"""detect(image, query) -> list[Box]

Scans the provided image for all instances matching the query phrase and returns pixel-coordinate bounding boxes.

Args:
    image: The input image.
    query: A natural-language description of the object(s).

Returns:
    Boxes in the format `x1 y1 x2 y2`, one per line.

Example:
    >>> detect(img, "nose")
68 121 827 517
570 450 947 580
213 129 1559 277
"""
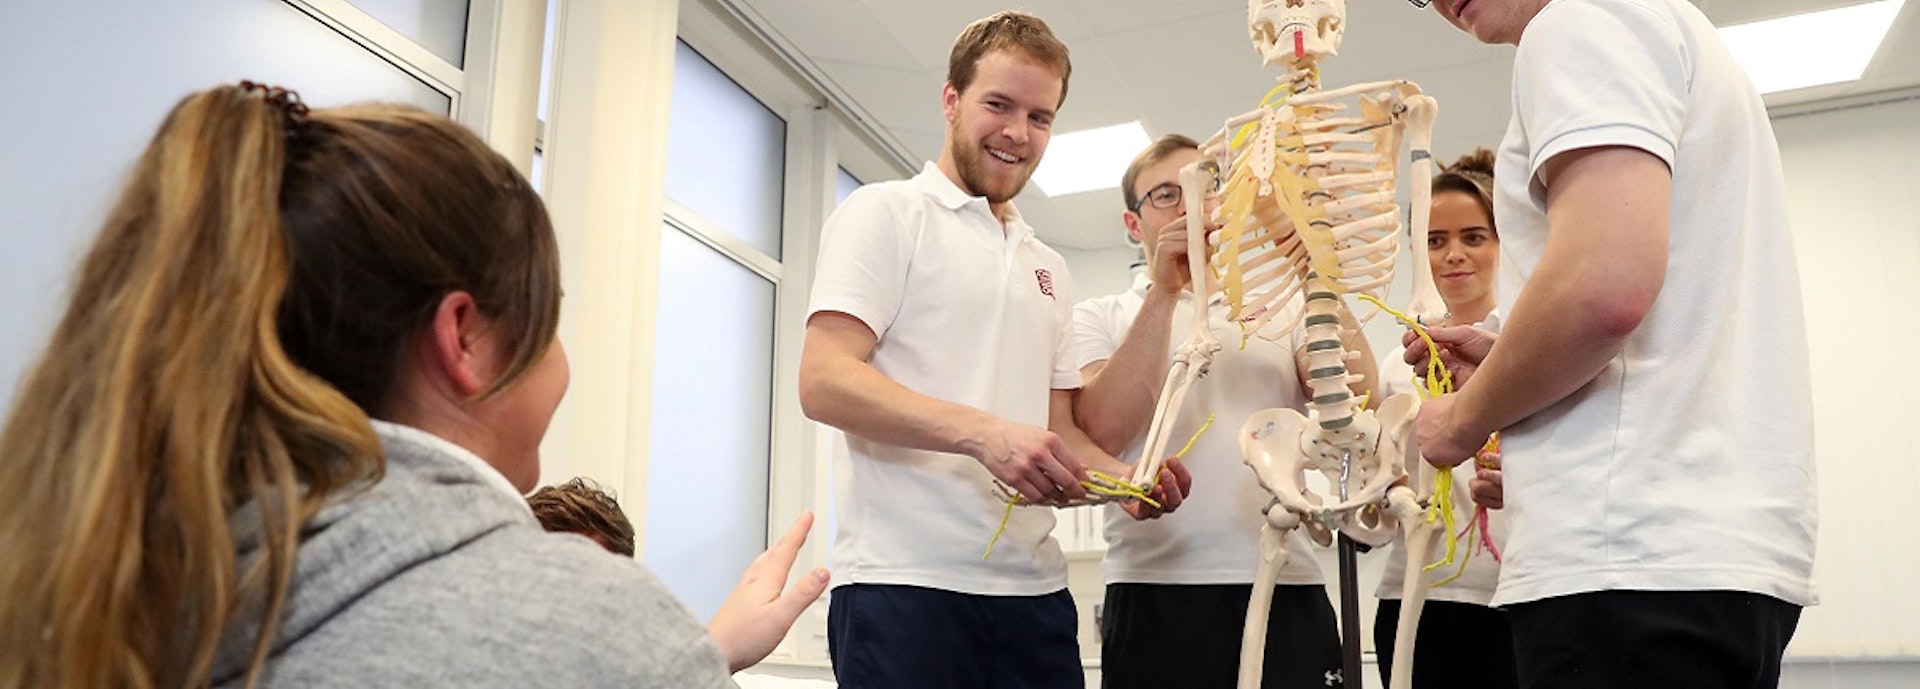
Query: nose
1002 119 1030 146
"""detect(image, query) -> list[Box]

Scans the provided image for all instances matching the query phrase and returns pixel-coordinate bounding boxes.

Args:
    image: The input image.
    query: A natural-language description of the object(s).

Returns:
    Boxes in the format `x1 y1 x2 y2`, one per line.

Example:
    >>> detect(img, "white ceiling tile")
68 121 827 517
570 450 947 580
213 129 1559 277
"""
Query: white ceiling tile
741 0 1918 249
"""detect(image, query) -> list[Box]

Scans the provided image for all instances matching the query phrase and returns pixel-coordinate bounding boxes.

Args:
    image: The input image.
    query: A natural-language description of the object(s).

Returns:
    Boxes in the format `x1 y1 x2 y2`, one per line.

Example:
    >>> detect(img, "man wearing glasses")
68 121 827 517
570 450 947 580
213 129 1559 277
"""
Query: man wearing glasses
1070 133 1371 688
1406 0 1816 687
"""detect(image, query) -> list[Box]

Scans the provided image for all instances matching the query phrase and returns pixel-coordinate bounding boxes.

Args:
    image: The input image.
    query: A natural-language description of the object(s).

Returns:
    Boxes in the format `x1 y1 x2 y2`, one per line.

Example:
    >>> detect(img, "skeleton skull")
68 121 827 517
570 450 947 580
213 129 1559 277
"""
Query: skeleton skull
1248 0 1347 67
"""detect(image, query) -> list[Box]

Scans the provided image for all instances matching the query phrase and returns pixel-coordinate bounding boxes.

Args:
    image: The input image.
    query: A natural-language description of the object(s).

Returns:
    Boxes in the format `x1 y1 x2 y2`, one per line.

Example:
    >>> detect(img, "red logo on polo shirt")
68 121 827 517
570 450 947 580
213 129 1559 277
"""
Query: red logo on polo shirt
1034 268 1055 299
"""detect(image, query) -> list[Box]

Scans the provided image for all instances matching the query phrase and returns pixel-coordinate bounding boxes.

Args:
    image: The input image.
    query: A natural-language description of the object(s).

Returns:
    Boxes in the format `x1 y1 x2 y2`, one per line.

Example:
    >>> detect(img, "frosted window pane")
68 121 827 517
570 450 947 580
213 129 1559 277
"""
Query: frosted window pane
836 167 863 206
530 149 546 196
665 40 786 261
346 0 469 67
0 0 450 410
537 0 557 121
644 226 774 620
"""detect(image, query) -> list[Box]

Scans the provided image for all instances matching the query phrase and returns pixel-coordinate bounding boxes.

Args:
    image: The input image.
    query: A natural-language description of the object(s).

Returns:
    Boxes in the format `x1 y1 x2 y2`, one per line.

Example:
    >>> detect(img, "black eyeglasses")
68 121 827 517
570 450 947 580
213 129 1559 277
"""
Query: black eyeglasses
1130 164 1224 213
1130 183 1184 212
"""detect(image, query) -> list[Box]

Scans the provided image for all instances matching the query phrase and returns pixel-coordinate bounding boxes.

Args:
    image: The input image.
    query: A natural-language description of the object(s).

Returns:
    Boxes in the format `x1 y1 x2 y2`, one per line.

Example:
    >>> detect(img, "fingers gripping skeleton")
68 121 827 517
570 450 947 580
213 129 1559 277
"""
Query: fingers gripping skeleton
1120 2 1451 688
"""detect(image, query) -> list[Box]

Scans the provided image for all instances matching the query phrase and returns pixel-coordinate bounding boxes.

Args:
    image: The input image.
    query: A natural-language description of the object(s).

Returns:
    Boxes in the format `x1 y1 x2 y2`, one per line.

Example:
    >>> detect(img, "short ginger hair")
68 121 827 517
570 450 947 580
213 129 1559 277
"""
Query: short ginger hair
947 11 1072 107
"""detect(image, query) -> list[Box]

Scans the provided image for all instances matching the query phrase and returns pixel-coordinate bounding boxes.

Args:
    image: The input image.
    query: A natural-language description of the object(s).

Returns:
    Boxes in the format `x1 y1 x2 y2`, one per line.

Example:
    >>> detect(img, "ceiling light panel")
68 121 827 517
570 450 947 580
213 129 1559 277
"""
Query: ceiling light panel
1718 0 1905 94
1030 122 1153 197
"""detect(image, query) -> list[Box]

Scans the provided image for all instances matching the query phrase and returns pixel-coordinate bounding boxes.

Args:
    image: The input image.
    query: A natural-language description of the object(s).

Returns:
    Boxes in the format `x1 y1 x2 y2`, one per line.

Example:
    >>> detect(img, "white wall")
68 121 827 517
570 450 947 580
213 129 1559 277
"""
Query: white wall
1057 245 1144 303
1771 93 1920 664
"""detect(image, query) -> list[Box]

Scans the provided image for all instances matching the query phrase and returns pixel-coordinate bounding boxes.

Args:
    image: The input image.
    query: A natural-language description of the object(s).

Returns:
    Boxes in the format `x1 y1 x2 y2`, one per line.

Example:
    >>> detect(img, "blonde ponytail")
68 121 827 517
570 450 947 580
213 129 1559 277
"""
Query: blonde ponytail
0 85 380 689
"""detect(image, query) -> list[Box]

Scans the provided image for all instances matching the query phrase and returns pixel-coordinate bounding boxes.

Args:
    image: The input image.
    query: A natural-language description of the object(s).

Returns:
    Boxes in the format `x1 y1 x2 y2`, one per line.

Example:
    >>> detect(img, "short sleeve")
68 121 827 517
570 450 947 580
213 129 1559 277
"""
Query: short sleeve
1070 296 1121 372
1514 0 1688 182
807 186 911 338
1049 263 1084 390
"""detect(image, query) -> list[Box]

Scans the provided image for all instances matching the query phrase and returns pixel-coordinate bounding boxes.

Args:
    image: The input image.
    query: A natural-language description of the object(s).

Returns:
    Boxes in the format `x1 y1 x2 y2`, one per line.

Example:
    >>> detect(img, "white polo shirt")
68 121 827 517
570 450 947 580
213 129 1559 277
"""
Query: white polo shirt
1490 0 1816 607
1374 316 1503 606
809 162 1082 595
1072 274 1323 586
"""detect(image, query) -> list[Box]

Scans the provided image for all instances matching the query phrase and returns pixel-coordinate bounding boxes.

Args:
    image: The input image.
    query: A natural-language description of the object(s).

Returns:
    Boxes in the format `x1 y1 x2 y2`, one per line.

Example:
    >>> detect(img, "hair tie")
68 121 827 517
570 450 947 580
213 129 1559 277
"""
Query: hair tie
238 80 311 139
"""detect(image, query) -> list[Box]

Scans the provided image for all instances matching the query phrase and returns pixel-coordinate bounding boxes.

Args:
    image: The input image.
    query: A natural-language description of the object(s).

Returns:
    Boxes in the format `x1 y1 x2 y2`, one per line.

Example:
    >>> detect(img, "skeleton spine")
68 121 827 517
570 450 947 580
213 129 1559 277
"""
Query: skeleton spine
1301 271 1358 434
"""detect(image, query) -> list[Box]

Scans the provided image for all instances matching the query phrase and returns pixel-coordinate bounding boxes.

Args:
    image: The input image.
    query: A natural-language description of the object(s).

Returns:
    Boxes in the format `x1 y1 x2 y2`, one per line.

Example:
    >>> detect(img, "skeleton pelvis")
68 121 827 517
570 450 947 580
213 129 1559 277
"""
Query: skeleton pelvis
1238 391 1421 548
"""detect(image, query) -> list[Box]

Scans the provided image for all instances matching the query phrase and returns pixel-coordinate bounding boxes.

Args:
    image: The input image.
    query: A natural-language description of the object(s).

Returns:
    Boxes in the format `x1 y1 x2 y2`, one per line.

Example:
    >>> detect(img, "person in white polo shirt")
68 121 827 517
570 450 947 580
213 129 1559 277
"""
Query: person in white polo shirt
798 12 1189 689
1410 1 1817 687
1371 148 1516 689
1070 133 1370 689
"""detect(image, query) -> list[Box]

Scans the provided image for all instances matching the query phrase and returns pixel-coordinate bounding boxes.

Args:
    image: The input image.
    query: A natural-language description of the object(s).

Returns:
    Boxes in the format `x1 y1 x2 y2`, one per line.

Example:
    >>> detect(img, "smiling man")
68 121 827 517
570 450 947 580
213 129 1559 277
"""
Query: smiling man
799 11 1184 689
1407 1 1817 688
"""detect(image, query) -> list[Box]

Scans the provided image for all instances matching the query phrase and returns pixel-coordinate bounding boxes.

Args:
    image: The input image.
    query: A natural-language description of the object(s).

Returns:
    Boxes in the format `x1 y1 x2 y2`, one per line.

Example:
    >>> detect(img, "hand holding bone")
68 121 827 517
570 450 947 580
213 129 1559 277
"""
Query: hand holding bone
1121 456 1192 520
1147 215 1194 296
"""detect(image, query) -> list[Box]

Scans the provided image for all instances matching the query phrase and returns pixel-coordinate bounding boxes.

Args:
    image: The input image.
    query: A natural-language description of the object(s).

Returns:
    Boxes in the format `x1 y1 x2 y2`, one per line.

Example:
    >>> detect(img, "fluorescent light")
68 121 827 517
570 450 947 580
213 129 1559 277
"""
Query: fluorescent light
1030 122 1152 197
1718 0 1904 94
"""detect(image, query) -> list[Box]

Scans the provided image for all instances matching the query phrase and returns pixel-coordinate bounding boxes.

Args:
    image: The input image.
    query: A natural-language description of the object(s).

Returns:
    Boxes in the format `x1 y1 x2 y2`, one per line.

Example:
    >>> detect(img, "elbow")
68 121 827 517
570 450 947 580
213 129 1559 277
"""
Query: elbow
1071 399 1130 456
1583 285 1658 341
1086 425 1131 457
797 367 830 423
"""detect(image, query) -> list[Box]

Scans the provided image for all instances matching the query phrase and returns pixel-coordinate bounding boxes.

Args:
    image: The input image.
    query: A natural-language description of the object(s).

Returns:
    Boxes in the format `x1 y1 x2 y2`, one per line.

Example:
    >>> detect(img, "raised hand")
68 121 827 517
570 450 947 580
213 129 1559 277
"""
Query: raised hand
707 512 832 672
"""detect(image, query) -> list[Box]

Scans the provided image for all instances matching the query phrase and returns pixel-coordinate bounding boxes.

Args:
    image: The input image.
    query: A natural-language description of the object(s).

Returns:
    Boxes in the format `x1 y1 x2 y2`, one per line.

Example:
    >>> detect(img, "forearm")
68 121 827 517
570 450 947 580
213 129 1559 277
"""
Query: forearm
1053 391 1133 479
1074 288 1180 453
799 355 1000 459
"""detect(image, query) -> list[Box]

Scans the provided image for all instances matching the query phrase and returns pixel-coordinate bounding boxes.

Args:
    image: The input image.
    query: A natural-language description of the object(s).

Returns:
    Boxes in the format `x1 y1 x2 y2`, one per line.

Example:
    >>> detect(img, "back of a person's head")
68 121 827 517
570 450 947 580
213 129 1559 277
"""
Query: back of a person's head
0 83 560 689
528 478 638 557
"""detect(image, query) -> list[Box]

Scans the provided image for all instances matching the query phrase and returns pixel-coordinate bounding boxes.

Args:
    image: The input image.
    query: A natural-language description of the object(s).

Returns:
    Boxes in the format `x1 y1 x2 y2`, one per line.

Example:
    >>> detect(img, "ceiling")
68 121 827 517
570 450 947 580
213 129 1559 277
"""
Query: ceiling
738 0 1920 250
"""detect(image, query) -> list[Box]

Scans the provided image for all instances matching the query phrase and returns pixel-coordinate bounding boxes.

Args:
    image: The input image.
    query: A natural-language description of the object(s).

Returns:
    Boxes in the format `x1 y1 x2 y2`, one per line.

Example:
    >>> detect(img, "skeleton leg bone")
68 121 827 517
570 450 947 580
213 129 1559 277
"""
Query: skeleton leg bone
1237 505 1299 689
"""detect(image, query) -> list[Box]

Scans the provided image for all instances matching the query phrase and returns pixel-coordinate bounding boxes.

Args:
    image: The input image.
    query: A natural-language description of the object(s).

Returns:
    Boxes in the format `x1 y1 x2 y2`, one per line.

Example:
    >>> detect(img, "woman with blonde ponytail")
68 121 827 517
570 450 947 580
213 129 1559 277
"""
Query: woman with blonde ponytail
0 83 826 689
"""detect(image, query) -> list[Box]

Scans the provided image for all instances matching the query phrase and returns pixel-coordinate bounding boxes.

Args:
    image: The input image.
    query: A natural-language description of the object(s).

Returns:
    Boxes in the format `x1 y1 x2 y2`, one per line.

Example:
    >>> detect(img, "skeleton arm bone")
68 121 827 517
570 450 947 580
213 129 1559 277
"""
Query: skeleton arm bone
1054 389 1189 518
1400 94 1446 324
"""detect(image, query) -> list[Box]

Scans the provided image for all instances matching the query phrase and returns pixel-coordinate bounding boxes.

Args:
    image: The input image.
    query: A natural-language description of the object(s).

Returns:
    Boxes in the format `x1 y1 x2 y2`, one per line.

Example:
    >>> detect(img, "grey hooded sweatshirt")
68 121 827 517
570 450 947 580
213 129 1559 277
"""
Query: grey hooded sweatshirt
210 422 734 688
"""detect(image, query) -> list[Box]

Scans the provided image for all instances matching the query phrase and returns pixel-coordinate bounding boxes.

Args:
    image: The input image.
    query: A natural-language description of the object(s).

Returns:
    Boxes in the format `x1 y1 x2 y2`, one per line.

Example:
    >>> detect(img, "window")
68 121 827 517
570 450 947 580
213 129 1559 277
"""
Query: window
642 38 789 620
0 0 464 408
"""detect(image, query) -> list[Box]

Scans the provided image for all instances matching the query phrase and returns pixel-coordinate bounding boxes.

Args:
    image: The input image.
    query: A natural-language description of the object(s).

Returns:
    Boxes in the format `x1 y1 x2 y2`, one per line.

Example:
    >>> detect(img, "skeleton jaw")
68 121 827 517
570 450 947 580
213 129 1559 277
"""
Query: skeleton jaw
1248 0 1347 68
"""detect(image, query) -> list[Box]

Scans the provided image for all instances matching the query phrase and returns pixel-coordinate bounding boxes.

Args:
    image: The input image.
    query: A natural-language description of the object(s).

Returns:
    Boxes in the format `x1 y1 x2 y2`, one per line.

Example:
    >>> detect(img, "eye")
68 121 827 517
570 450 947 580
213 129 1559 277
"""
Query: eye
984 99 1007 112
1030 112 1053 128
1152 186 1180 204
1427 235 1446 250
1462 230 1492 246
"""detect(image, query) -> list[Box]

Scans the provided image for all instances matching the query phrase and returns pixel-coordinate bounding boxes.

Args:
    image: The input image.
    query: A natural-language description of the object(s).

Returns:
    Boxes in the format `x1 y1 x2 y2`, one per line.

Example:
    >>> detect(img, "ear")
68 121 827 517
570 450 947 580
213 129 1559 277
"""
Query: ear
1122 210 1147 246
941 82 960 123
424 291 491 398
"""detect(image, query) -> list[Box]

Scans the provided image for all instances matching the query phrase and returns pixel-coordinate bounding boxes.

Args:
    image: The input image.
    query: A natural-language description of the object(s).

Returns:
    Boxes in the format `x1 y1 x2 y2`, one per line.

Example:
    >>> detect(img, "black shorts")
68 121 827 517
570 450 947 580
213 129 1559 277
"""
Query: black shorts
1100 583 1344 689
828 583 1083 689
1373 598 1519 689
1507 590 1802 689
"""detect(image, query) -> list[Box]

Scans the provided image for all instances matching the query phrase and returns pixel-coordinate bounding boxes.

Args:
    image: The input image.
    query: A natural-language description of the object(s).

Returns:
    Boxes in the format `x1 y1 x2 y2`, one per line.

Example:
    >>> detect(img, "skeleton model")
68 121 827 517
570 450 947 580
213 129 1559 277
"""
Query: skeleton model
1121 2 1448 688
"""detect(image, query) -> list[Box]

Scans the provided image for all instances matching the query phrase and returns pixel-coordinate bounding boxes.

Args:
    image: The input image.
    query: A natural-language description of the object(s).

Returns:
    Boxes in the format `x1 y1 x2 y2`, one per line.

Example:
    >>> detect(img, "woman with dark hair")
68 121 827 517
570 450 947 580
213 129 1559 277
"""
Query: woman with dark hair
1373 148 1518 689
0 83 824 689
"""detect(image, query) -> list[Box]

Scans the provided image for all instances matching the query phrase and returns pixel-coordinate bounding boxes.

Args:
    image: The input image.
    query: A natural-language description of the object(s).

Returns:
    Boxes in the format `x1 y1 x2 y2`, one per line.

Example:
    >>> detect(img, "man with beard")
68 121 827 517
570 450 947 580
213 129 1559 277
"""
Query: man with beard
800 11 1189 689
